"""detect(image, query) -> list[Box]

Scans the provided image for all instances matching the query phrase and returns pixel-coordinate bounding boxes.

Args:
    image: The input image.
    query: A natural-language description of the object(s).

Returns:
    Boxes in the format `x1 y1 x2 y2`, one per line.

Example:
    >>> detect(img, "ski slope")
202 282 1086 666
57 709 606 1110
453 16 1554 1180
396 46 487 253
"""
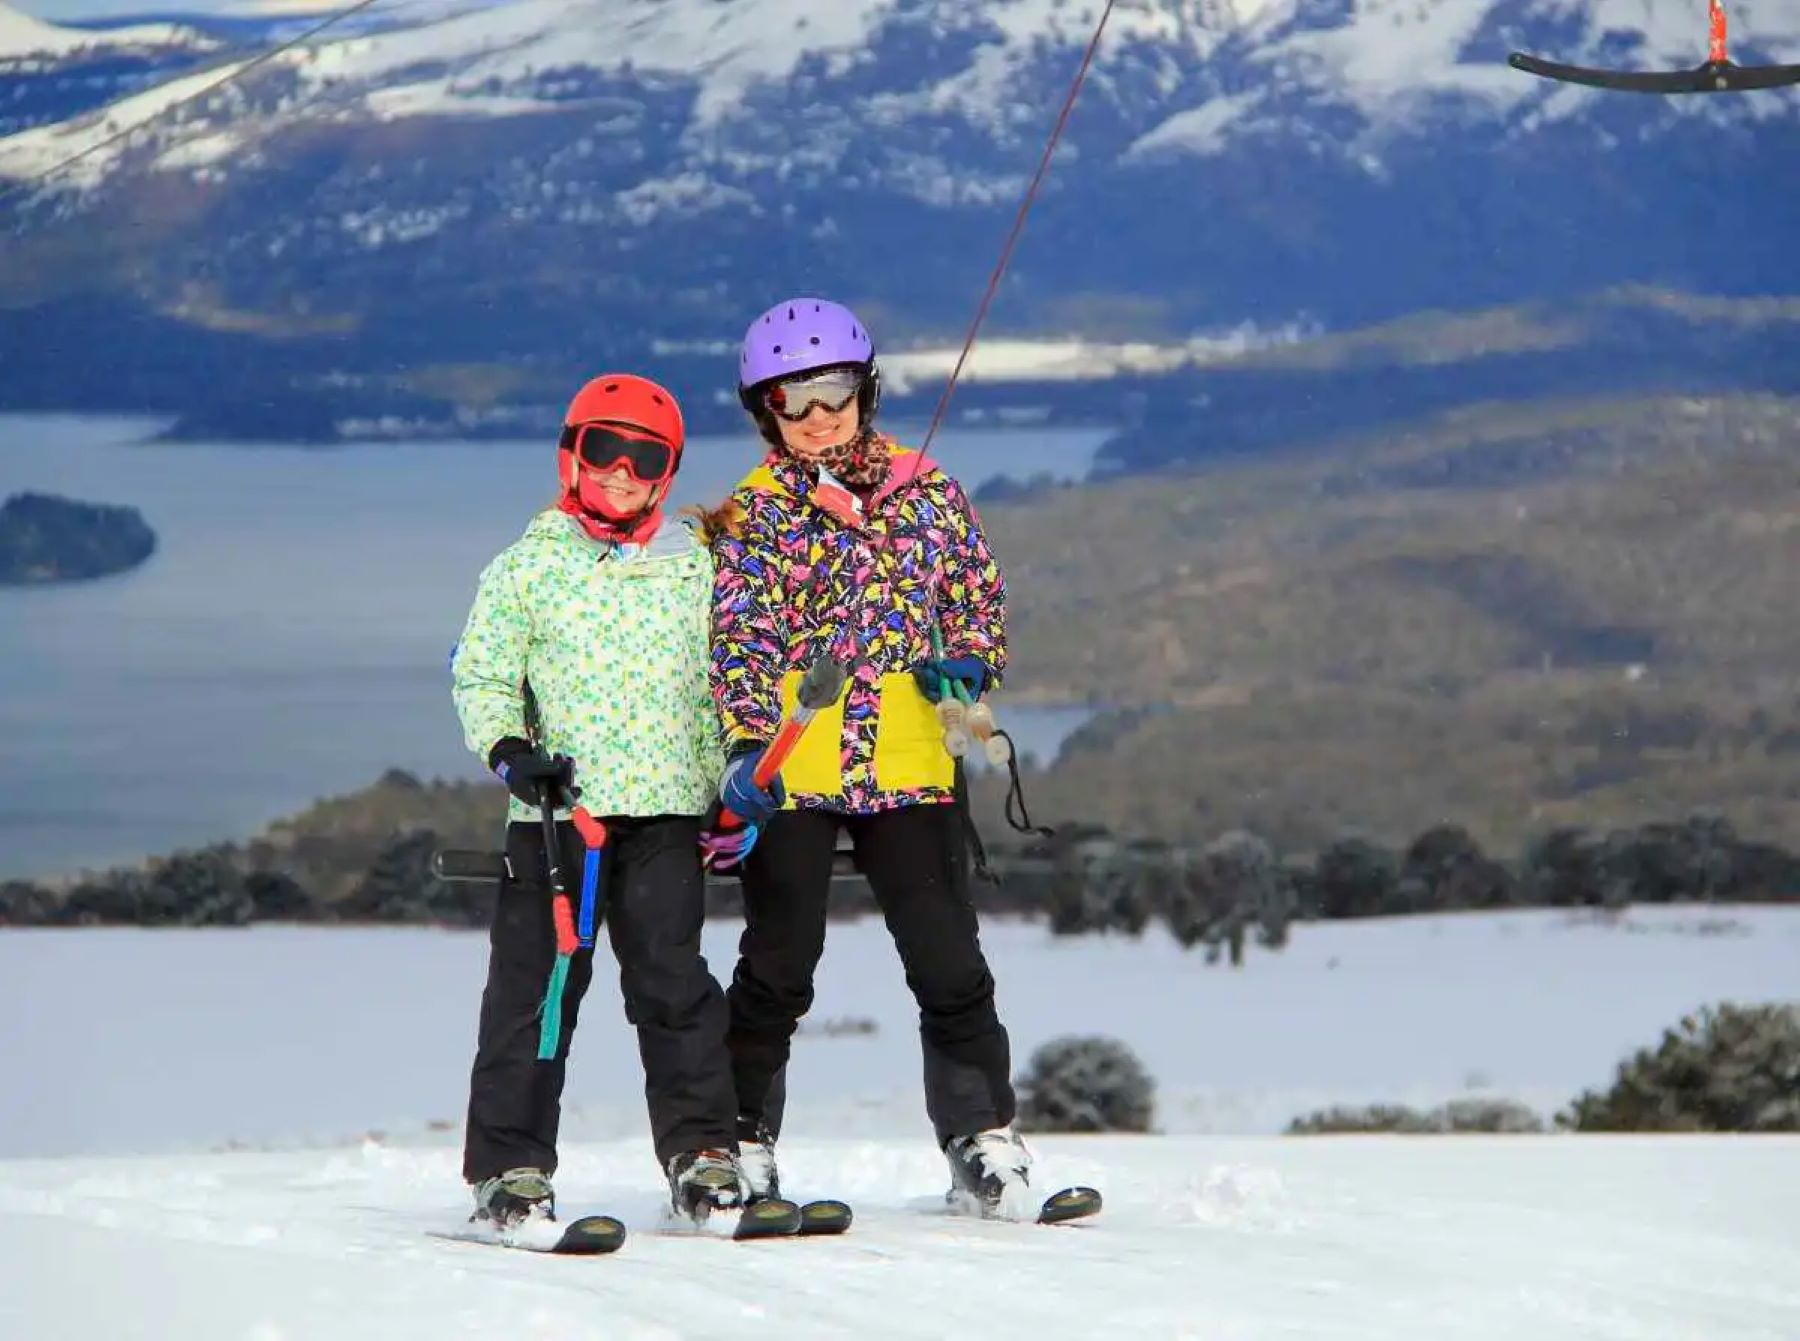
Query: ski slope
3 906 1797 1337
6 1133 1797 1339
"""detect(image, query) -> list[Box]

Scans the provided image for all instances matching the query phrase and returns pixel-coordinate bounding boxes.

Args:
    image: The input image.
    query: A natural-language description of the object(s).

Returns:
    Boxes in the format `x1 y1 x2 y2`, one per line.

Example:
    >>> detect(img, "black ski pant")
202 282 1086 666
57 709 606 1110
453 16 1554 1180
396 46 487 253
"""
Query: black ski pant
462 815 735 1183
727 801 1015 1148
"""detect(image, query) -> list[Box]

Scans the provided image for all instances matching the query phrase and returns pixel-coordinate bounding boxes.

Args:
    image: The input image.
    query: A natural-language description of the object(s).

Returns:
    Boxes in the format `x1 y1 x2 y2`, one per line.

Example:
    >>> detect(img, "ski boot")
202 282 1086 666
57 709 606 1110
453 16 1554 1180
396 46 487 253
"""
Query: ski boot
735 1118 781 1205
666 1148 745 1223
942 1127 1036 1220
471 1167 555 1229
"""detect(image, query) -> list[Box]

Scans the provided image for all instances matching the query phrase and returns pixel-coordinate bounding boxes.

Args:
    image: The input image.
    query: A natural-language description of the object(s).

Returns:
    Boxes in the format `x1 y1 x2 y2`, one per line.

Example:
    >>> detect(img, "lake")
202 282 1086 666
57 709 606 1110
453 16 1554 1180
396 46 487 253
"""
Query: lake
0 414 1104 879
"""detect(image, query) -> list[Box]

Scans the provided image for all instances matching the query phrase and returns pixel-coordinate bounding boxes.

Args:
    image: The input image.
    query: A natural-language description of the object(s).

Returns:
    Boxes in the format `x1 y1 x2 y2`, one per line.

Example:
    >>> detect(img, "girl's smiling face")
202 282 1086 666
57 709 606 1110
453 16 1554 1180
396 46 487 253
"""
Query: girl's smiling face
775 396 861 464
582 459 656 514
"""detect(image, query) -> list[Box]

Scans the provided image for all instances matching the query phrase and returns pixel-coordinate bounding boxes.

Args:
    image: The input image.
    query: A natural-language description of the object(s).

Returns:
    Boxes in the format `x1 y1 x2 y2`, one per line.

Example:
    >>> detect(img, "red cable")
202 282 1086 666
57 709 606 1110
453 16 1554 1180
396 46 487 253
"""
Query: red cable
841 0 1120 668
915 0 1122 466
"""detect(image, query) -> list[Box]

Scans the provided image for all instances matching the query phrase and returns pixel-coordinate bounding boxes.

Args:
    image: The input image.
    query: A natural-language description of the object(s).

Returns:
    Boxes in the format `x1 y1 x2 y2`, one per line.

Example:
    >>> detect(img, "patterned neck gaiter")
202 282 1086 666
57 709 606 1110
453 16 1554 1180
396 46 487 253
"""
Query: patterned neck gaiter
800 429 892 493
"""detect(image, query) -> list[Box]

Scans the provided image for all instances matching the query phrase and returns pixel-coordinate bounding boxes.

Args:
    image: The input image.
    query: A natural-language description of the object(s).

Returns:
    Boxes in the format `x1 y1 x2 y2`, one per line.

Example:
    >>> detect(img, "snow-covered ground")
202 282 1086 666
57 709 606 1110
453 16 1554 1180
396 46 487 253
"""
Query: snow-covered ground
7 1133 1797 1340
4 906 1796 1338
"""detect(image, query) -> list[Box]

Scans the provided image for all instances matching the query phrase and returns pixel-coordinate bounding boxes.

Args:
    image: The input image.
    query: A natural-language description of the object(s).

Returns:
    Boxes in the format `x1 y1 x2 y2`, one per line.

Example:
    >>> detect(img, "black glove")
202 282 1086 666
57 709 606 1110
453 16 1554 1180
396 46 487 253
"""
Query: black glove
487 737 577 808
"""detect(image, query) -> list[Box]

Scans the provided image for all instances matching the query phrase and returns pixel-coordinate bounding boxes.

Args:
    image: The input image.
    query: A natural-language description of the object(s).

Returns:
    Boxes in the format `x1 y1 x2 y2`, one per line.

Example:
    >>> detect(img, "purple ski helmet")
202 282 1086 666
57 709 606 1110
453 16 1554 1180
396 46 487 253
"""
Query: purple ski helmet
739 297 873 388
737 297 883 443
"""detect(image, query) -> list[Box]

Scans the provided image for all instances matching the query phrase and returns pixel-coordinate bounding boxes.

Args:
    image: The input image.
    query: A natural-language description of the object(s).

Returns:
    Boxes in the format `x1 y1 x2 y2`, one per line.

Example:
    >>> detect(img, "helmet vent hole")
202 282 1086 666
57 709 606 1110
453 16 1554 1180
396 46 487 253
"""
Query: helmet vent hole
772 344 783 353
809 335 821 345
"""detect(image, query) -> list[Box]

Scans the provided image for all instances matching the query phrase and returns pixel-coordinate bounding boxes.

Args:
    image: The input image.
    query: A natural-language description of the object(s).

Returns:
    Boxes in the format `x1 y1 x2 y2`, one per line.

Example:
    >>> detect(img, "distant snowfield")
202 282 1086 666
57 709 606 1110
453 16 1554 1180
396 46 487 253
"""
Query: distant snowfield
878 323 1313 394
4 906 1798 1339
5 905 1798 1159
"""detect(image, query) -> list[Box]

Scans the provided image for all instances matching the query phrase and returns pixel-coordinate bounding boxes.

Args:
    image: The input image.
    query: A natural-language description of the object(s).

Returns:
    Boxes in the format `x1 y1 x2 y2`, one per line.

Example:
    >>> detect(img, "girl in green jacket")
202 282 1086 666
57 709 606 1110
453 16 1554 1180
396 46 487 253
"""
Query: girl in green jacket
449 373 781 1232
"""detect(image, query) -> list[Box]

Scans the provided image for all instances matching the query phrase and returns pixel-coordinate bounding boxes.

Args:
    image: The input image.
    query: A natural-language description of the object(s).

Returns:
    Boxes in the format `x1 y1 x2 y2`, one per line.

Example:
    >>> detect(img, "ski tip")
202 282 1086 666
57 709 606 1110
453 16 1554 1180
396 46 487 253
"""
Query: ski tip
555 1214 628 1254
1037 1185 1103 1225
432 1210 627 1255
733 1197 804 1240
798 1198 854 1236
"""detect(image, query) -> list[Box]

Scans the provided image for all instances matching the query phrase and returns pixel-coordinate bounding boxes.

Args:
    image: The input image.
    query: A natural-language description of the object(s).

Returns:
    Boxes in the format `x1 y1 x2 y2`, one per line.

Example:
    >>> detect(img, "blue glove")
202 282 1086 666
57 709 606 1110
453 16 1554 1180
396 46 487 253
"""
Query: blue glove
914 656 991 705
719 744 786 824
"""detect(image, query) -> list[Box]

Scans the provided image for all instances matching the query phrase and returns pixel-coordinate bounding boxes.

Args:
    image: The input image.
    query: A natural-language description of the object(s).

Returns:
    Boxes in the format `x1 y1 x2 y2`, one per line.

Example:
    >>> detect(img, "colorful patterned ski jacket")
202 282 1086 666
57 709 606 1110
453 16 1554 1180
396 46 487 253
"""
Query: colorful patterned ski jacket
709 441 1007 813
452 509 723 824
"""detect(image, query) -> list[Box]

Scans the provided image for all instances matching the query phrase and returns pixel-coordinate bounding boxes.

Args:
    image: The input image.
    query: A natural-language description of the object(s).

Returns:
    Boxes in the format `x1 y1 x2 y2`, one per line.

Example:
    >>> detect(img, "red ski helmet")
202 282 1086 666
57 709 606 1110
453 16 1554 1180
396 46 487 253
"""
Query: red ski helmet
556 374 685 495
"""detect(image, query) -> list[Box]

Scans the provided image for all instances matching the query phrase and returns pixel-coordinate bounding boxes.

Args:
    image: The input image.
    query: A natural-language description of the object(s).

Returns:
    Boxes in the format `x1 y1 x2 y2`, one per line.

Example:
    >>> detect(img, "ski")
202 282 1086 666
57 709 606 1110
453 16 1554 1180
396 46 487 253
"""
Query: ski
432 1211 627 1255
941 1183 1103 1227
1036 1185 1102 1225
657 1196 805 1241
797 1198 854 1236
734 1197 805 1240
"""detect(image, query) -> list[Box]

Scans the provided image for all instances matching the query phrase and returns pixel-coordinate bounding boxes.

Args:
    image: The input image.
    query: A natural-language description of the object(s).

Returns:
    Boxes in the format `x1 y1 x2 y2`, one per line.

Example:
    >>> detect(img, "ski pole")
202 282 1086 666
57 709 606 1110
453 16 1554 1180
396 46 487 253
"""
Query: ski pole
535 782 608 1061
520 678 610 1060
706 655 849 862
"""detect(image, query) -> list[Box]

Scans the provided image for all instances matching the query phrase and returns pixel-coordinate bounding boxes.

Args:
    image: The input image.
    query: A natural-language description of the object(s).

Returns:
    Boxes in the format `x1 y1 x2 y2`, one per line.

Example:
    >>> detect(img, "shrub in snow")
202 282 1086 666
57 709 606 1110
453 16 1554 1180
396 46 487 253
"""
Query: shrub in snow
1016 1036 1155 1134
1046 828 1151 936
244 870 321 923
1612 815 1739 903
1519 820 1739 910
1398 824 1518 911
1520 827 1616 908
1311 836 1400 918
1560 1002 1800 1133
1165 830 1296 964
1286 1099 1544 1135
1434 1098 1547 1133
0 879 56 926
340 828 491 927
58 846 253 926
139 849 255 926
1286 1104 1441 1134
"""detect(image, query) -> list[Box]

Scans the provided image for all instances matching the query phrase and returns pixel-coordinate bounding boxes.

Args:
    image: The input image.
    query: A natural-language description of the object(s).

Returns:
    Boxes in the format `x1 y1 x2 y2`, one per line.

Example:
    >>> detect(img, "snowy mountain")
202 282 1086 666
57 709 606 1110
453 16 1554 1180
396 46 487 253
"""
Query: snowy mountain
1 0 1797 434
0 0 209 60
0 1 221 139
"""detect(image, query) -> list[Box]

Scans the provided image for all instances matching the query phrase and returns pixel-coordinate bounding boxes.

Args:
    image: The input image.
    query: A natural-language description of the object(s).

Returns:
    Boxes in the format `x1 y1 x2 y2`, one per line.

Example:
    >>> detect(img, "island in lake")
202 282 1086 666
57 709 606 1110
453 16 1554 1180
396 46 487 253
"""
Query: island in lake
0 492 158 585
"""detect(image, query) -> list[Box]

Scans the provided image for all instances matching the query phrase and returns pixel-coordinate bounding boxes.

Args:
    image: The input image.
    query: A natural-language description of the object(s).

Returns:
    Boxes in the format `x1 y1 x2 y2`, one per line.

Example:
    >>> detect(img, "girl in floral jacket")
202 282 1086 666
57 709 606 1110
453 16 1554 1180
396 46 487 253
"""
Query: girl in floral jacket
451 374 776 1231
708 297 1034 1217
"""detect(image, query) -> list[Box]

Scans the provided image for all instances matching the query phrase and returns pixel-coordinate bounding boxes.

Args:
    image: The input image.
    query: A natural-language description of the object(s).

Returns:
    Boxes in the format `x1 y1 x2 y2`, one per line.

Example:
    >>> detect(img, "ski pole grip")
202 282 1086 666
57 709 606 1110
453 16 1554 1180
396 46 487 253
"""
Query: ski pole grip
570 807 607 849
718 656 850 827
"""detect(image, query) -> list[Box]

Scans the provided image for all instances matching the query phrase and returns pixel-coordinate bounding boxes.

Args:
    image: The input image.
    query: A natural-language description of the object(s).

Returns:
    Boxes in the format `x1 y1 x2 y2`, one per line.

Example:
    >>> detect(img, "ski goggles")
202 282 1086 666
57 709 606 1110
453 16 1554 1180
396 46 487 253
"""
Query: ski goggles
560 422 679 483
764 369 863 422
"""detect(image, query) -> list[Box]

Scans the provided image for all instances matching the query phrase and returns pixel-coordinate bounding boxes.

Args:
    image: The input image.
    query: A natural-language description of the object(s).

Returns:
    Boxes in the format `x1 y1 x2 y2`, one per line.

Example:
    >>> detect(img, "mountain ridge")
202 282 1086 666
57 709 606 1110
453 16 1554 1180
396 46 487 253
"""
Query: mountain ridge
2 0 1796 434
